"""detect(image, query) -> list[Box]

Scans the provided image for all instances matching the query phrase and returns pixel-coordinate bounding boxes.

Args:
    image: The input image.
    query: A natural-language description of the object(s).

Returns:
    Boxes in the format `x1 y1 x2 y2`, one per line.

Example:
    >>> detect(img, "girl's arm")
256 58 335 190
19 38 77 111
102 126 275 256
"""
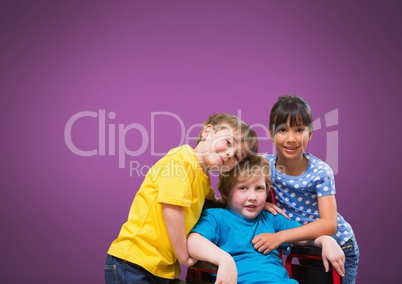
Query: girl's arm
188 232 237 284
296 235 345 277
162 203 197 267
253 195 338 253
264 202 290 219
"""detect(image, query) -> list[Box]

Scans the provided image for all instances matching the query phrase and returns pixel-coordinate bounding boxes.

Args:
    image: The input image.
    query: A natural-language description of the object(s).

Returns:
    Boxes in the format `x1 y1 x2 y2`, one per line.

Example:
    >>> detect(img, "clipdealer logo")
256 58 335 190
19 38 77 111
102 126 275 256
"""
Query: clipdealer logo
64 110 239 177
64 110 193 169
64 109 339 177
312 108 339 174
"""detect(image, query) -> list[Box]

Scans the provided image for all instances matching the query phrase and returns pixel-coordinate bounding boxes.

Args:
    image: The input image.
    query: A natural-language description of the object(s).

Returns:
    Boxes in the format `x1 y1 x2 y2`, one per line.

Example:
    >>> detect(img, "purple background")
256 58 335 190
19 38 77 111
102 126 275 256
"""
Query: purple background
1 1 401 283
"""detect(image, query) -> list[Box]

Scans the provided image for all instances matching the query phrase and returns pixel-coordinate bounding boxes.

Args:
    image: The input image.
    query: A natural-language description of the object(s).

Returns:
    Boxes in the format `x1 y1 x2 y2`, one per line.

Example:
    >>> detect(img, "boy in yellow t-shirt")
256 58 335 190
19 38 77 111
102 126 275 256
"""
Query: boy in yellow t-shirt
105 113 258 283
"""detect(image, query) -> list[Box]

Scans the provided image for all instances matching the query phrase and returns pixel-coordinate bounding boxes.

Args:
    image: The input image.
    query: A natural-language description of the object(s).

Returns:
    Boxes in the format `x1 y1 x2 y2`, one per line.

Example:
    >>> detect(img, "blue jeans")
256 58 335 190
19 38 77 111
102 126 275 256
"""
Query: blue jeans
104 254 173 284
342 236 360 284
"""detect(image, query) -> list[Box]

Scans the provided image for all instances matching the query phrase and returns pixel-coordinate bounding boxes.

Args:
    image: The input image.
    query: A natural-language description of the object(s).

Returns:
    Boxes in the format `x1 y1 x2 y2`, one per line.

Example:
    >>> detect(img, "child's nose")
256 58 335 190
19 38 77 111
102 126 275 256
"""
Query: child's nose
248 190 257 200
226 147 234 158
286 131 296 142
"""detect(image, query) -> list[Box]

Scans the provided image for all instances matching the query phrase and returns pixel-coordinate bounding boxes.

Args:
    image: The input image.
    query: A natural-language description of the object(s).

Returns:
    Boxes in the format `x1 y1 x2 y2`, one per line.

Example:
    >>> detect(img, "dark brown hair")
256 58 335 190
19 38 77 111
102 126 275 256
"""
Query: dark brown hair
269 95 313 135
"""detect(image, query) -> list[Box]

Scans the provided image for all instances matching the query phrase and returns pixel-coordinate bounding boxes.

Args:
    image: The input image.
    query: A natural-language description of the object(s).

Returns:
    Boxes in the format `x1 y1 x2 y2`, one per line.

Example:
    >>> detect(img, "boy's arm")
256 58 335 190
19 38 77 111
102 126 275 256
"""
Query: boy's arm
295 236 345 277
188 232 237 284
161 203 197 267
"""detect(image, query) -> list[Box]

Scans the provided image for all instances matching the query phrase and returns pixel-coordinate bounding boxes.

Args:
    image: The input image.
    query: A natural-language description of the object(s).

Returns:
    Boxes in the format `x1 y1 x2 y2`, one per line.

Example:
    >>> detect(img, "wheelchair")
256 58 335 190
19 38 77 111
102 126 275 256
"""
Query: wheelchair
186 193 342 284
186 245 341 284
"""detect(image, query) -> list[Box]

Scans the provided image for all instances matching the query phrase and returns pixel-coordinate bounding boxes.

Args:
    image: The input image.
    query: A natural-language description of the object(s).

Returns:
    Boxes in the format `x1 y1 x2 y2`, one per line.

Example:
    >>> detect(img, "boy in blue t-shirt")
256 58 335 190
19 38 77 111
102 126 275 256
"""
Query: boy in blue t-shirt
188 155 345 284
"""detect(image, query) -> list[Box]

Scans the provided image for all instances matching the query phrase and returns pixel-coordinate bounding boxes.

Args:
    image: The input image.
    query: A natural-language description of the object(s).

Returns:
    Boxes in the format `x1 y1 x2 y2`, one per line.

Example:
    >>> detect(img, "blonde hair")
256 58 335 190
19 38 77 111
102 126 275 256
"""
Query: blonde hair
197 113 259 160
218 155 271 205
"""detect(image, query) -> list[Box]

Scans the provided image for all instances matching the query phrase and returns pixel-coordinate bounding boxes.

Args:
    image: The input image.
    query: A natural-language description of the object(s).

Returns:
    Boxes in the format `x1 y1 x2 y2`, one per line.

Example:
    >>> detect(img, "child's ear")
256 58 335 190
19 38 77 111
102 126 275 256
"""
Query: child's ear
269 130 274 141
309 131 313 140
201 124 213 141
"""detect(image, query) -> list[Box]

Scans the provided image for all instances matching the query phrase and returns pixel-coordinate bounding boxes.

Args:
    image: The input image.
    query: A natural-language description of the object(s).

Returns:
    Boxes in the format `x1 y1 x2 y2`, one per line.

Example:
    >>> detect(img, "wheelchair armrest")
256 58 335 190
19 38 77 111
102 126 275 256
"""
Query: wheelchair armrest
190 260 218 273
290 245 322 256
186 261 218 284
286 245 342 284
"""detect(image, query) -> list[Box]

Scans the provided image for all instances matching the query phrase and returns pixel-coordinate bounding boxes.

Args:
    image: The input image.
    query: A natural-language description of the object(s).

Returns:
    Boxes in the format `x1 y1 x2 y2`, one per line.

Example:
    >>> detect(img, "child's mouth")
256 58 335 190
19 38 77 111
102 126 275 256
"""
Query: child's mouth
285 146 297 150
245 205 256 208
219 156 225 165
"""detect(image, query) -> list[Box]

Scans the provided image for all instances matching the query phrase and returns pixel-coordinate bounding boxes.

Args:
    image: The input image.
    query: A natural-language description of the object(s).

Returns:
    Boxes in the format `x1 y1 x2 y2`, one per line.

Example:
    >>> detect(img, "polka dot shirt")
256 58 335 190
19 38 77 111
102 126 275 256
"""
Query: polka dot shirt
264 153 354 246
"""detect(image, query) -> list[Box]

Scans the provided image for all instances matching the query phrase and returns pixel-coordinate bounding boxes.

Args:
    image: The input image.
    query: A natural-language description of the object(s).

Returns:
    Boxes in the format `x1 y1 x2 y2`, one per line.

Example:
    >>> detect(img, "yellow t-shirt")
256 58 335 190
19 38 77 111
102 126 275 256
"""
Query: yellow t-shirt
107 145 214 279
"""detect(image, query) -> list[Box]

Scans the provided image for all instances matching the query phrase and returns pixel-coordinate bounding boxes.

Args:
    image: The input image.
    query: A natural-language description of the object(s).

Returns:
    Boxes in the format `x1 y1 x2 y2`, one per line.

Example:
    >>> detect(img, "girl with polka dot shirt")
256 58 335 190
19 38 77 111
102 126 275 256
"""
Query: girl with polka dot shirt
252 95 359 284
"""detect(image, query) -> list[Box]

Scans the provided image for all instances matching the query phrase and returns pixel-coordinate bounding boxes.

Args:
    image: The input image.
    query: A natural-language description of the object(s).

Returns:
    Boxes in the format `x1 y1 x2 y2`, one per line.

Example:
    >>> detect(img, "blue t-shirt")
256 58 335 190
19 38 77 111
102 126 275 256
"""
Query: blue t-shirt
264 153 354 246
191 207 300 284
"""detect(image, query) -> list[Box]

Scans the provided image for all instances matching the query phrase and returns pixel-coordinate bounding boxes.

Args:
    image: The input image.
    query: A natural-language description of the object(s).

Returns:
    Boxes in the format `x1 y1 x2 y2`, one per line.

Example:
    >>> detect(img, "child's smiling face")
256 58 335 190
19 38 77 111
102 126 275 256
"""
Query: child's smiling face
271 118 311 162
197 125 247 173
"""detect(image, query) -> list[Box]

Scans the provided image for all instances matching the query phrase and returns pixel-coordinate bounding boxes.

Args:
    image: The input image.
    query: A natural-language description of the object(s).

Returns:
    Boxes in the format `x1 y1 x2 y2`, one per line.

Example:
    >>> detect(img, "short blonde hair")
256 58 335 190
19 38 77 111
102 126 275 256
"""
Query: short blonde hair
218 155 271 205
197 113 259 160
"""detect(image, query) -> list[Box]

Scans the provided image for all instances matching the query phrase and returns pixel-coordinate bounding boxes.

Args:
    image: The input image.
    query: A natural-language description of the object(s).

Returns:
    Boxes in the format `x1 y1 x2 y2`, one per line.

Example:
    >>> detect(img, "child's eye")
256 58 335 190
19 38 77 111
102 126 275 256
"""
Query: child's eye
226 139 232 146
277 128 286 133
256 186 266 191
297 128 305 133
234 154 239 161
